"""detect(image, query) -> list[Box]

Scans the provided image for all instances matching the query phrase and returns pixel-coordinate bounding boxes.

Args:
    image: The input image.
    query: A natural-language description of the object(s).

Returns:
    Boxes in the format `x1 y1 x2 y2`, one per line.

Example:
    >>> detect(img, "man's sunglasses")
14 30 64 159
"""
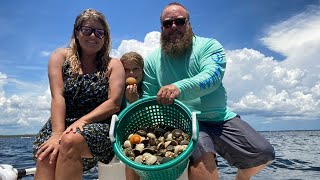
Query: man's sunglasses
162 18 188 28
78 26 105 39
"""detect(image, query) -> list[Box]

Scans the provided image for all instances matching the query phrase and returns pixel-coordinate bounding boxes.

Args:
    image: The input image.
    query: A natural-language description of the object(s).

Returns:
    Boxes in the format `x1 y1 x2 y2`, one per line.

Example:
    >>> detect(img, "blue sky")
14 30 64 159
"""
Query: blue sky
0 0 319 135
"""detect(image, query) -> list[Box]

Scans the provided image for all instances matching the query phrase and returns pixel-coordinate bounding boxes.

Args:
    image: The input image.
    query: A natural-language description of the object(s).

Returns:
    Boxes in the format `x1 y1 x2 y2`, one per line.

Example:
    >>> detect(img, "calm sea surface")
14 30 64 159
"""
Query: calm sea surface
0 130 319 180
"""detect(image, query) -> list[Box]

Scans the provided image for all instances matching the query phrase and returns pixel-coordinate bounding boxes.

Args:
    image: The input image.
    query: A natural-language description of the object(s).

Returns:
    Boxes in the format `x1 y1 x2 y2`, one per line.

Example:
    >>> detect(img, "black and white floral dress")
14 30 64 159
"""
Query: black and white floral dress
33 61 114 171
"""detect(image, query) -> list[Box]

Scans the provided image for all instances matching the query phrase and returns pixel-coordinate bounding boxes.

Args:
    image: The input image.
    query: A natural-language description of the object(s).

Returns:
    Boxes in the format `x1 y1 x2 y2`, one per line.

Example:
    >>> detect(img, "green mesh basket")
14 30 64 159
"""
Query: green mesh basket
109 96 198 180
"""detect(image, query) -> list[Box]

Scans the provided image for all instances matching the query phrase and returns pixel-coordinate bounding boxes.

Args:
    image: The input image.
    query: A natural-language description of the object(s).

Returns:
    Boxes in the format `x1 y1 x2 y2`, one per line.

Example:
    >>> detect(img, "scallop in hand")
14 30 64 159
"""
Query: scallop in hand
126 77 137 85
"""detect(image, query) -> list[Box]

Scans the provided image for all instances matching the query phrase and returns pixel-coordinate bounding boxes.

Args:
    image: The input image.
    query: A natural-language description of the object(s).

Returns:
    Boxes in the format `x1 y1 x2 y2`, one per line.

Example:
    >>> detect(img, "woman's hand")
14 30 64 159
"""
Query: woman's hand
35 134 61 164
63 120 87 134
126 84 139 103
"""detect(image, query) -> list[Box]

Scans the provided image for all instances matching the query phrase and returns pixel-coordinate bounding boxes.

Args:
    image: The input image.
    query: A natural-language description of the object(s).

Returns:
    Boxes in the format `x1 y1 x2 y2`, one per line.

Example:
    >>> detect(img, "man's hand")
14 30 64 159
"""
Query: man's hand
156 84 180 105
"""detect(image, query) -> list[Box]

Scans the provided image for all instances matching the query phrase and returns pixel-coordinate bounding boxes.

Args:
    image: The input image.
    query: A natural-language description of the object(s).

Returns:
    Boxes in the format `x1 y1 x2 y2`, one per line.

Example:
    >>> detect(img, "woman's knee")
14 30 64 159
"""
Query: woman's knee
59 133 84 155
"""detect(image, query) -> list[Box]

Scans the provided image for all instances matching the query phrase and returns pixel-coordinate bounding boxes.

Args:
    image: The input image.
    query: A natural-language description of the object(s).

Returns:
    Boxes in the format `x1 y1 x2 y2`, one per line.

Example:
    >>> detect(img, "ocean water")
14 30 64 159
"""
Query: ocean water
0 130 319 180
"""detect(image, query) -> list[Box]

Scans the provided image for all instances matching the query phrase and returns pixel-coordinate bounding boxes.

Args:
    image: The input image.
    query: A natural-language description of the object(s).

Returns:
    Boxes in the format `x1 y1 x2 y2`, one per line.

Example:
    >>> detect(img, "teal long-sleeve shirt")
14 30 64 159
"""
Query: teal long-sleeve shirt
142 36 236 122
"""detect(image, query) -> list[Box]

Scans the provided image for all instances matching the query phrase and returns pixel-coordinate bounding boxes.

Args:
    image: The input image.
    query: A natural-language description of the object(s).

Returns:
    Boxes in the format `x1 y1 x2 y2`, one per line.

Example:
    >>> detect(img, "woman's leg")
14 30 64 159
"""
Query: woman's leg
55 133 92 180
34 157 56 180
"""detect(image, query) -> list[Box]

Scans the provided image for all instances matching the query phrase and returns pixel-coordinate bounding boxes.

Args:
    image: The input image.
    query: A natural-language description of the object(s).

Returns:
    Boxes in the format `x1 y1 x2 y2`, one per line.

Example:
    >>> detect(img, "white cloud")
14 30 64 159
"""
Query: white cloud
271 67 305 88
310 82 320 98
261 5 320 73
0 72 8 106
40 51 51 57
242 74 253 81
224 5 320 121
111 31 160 59
0 73 50 131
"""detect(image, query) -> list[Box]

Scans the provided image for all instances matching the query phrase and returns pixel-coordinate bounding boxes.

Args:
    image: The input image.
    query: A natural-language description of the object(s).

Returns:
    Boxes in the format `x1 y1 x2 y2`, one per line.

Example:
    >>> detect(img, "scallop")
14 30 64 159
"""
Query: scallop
129 134 141 144
123 140 131 148
147 133 156 139
160 157 173 164
135 143 145 152
172 129 182 138
134 155 143 164
145 155 157 165
126 77 137 85
137 129 147 136
122 125 191 165
165 133 173 141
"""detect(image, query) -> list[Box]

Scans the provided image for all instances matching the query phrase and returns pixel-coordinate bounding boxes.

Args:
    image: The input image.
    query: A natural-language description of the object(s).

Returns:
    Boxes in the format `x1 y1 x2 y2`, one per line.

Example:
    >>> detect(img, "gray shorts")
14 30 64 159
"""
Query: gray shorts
190 115 275 169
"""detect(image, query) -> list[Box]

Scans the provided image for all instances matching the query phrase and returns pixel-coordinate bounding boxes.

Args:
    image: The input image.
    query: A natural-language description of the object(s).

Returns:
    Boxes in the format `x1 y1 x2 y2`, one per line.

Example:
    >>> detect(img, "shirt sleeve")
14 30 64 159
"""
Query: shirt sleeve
174 38 226 100
142 54 159 98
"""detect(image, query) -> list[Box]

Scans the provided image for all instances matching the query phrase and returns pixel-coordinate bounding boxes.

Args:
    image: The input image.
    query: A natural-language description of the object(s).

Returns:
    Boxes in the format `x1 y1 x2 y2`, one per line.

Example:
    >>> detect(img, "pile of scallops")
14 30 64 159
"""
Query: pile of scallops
122 126 190 165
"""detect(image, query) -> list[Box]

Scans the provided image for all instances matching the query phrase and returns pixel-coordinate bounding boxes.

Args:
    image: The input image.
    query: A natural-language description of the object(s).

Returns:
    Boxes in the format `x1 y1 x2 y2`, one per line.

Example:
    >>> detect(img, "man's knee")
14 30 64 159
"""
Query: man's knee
190 152 217 170
189 152 219 180
262 143 275 160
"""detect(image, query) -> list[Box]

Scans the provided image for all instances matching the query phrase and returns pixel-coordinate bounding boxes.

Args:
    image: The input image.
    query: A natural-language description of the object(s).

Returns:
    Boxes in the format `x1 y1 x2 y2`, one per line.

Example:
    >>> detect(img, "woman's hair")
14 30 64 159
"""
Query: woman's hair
120 52 144 70
67 9 111 74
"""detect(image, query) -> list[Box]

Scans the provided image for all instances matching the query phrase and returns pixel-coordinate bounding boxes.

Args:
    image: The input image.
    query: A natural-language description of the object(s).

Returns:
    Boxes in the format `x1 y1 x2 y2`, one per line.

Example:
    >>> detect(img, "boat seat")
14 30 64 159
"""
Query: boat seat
98 156 189 180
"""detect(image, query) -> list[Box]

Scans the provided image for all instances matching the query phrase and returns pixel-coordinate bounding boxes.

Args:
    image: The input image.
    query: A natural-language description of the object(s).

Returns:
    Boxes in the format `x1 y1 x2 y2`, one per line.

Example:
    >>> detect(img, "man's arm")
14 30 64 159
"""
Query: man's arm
142 53 160 98
174 38 226 100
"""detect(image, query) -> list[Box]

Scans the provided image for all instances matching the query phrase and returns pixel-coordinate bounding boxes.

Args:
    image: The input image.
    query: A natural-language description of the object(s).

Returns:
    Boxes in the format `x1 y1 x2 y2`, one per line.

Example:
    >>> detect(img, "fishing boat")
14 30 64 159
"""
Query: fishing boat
1 98 194 180
0 160 188 180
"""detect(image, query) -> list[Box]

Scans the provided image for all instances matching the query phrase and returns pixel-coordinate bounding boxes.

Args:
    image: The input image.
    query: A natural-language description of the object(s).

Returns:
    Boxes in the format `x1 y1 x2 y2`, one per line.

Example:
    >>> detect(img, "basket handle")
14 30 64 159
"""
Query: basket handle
192 112 197 141
109 114 119 143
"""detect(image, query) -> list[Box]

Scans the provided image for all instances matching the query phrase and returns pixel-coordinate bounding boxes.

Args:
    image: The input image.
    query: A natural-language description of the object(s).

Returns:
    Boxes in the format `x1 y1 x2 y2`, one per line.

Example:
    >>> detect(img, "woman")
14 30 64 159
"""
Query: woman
32 9 125 180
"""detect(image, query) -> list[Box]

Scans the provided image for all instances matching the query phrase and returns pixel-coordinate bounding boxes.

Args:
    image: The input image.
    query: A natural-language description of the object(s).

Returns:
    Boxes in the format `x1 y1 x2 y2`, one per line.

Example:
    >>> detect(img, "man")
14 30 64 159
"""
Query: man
142 2 275 180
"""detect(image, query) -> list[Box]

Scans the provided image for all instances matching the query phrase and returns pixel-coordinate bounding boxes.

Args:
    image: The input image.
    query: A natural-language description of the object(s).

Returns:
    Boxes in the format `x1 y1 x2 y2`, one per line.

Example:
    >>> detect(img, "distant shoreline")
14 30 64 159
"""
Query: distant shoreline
0 134 36 138
0 129 319 138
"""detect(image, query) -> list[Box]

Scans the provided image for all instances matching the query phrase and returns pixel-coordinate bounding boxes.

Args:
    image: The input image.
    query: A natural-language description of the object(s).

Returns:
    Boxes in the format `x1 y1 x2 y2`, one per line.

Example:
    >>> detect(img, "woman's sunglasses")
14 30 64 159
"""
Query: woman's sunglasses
78 26 105 39
162 18 187 28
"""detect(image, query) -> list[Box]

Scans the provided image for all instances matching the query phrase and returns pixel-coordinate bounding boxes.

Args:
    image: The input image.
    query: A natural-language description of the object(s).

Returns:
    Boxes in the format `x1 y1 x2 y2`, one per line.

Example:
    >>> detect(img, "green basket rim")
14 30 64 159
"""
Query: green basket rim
113 96 198 171
118 96 192 120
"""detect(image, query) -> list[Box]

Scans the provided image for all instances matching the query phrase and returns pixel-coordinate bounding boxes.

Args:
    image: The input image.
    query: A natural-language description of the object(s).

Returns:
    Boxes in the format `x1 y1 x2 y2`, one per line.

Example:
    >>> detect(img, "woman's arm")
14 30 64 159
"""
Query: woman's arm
49 48 67 134
35 48 67 163
84 58 125 122
66 58 125 132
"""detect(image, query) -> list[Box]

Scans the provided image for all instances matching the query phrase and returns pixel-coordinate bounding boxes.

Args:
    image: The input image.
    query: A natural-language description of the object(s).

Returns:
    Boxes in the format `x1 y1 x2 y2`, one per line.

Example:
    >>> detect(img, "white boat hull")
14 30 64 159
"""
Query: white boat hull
98 157 189 180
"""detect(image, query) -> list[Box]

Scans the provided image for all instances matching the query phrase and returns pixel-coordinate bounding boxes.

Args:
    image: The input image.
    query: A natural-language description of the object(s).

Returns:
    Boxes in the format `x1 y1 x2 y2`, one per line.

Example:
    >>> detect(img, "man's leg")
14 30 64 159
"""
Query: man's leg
235 161 272 180
125 166 140 180
189 152 218 180
188 130 219 180
210 116 275 180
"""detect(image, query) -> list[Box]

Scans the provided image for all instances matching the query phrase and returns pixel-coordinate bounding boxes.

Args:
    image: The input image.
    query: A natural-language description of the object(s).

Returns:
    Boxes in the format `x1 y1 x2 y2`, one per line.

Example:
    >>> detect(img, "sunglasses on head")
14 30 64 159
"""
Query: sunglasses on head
162 18 187 28
78 26 105 39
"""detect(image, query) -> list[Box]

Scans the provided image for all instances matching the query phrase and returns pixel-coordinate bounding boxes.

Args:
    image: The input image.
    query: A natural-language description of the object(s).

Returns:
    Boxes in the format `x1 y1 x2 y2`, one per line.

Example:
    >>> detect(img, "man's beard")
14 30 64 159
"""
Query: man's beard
161 26 193 57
